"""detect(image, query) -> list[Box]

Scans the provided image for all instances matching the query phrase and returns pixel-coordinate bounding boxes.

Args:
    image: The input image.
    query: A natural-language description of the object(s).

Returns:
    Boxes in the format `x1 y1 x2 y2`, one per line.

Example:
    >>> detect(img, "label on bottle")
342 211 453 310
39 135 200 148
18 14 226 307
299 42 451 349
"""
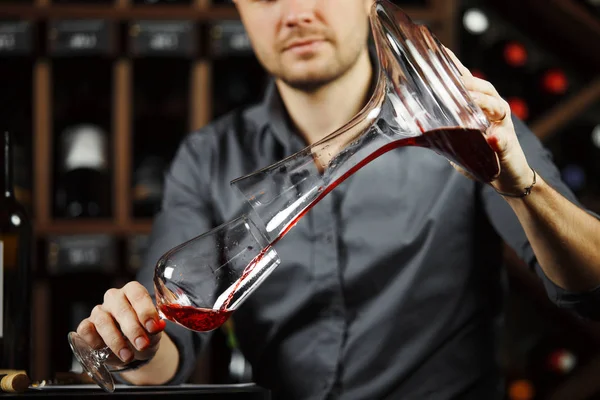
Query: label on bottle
129 20 195 57
62 124 107 171
0 20 32 55
208 20 252 57
0 235 18 339
48 19 114 56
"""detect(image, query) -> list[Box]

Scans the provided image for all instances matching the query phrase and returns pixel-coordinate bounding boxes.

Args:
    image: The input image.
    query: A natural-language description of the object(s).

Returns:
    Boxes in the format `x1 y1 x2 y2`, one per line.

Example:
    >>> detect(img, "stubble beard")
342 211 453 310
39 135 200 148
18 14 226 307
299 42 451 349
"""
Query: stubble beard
274 47 363 93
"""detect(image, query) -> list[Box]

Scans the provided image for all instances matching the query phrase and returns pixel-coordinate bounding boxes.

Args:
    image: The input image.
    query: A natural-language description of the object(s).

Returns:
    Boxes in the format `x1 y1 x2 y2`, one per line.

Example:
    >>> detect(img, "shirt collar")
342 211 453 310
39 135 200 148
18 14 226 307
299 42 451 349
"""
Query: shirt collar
261 80 299 154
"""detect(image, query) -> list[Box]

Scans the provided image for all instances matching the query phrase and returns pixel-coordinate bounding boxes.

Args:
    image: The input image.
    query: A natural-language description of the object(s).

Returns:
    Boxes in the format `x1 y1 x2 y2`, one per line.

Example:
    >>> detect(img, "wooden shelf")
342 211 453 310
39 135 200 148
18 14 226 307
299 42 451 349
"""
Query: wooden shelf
0 4 446 23
0 4 239 20
551 0 600 37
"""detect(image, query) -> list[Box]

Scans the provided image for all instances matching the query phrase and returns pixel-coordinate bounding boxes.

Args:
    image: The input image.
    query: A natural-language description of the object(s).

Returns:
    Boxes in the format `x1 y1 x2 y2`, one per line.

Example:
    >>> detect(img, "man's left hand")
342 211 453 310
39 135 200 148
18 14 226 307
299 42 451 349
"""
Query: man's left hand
444 47 535 196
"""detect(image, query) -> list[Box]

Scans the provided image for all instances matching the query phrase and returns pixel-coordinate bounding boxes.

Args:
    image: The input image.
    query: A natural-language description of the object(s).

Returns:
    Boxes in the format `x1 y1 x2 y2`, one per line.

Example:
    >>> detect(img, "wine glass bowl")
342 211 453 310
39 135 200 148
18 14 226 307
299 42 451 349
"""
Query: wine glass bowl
153 215 281 331
68 215 281 392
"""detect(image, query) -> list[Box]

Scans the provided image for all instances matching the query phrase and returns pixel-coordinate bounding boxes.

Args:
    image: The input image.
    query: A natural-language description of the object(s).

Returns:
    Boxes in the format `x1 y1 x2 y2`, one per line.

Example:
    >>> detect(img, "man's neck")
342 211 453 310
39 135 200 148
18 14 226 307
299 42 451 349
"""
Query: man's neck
275 49 373 146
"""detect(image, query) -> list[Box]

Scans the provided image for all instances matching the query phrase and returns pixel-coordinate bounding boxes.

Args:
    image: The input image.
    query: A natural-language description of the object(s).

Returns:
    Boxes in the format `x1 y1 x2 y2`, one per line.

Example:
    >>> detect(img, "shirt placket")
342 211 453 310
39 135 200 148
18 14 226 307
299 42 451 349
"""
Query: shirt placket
308 191 347 398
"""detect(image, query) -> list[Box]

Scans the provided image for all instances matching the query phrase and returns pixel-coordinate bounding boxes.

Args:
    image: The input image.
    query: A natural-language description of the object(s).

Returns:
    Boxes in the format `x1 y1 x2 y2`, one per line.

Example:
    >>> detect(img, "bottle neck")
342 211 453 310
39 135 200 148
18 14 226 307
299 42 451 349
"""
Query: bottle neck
1 131 14 199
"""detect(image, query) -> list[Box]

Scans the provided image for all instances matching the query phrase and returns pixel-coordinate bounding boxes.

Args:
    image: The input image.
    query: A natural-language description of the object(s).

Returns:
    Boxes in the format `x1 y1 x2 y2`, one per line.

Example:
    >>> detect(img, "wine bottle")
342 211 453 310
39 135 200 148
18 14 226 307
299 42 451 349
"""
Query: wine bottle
132 155 166 218
54 124 111 219
0 131 32 373
459 7 533 120
131 58 189 218
0 21 34 215
51 54 113 219
458 3 585 124
527 67 571 119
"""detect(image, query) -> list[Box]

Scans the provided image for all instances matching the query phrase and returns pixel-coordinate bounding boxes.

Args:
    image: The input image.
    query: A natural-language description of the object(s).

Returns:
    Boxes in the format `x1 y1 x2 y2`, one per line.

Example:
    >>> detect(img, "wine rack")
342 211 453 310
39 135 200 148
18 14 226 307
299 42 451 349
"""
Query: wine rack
2 0 599 395
457 1 600 399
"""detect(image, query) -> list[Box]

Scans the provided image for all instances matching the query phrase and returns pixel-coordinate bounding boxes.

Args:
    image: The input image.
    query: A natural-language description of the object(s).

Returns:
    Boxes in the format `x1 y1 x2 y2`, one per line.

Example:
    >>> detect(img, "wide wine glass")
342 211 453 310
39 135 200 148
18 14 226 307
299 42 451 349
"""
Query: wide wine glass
68 214 280 393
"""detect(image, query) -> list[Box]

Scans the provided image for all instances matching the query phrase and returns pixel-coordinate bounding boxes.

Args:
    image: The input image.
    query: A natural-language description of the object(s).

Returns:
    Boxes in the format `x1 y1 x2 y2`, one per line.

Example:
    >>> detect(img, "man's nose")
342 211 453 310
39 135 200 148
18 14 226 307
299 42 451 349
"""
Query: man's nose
282 0 318 27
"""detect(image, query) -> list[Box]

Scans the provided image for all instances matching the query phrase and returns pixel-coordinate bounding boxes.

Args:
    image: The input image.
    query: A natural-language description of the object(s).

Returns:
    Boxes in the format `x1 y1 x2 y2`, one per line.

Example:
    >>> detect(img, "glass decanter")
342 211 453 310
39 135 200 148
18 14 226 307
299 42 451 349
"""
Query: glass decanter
231 0 500 243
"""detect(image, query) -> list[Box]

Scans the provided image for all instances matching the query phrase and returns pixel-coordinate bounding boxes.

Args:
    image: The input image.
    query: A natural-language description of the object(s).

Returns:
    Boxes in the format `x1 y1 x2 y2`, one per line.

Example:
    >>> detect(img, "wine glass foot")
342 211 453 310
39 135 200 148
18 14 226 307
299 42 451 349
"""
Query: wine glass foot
67 332 115 393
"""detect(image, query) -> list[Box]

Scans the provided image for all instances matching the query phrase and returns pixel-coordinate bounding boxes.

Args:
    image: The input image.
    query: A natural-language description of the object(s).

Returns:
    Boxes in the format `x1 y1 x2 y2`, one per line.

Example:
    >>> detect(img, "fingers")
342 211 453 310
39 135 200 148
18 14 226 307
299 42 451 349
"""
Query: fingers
79 281 164 365
103 288 151 355
76 318 105 350
89 304 134 363
122 282 162 334
470 92 509 123
442 45 502 99
463 76 501 98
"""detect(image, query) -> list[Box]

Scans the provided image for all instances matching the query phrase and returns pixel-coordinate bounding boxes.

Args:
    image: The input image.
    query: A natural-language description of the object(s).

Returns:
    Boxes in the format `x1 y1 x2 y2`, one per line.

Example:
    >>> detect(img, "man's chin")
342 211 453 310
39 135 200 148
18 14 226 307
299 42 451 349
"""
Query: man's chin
278 69 341 92
281 78 330 92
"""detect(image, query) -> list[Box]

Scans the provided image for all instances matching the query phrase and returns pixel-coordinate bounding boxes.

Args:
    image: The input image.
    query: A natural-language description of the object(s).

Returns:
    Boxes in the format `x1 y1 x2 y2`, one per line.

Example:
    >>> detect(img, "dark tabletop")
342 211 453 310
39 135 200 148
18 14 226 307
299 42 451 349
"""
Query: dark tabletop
0 384 271 399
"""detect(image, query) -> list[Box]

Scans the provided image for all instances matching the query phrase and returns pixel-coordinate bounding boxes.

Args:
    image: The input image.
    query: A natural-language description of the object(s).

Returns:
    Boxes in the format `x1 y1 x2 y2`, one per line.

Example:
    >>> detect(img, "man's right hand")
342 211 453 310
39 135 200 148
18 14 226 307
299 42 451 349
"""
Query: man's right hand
76 281 167 366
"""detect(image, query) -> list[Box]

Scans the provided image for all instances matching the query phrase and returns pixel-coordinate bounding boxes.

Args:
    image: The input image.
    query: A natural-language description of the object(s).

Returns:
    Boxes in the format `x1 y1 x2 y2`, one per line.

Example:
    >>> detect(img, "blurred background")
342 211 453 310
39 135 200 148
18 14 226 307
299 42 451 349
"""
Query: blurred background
0 0 599 398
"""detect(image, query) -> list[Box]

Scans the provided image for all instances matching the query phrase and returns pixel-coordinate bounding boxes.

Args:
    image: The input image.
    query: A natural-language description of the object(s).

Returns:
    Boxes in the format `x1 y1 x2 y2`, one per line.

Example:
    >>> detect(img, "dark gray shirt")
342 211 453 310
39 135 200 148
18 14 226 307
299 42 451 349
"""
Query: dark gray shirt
135 81 600 400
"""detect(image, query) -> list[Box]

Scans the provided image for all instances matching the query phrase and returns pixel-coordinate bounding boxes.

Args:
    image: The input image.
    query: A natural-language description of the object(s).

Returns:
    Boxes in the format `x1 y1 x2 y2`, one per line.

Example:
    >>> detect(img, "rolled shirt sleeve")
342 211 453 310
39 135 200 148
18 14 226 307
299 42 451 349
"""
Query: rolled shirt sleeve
480 116 600 320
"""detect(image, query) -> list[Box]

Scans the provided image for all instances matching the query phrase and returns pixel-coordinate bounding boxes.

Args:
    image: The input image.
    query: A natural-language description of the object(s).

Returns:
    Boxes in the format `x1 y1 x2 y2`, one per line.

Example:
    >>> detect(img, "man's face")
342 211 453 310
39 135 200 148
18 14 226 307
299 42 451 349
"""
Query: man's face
234 0 373 91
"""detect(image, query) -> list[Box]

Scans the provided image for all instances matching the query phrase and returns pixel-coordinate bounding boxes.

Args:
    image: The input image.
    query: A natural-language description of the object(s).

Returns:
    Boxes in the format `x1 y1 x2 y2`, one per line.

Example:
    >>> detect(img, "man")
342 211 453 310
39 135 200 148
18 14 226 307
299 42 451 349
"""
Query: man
76 0 600 398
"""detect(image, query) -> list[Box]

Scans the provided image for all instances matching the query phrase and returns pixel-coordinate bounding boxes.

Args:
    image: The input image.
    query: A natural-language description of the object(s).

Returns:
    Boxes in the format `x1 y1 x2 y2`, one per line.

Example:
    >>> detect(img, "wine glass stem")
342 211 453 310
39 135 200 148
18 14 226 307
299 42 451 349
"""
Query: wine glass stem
93 347 111 366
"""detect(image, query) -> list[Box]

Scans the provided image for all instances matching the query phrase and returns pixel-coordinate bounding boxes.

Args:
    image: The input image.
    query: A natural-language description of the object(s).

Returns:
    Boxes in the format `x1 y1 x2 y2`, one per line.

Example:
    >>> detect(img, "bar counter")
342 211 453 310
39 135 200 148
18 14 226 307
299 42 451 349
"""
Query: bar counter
0 383 270 399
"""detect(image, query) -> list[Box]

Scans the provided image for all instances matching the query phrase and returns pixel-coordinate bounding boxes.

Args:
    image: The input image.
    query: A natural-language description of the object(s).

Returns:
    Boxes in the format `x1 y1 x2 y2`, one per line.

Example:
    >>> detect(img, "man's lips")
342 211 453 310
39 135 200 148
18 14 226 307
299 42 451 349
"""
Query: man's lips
283 38 325 52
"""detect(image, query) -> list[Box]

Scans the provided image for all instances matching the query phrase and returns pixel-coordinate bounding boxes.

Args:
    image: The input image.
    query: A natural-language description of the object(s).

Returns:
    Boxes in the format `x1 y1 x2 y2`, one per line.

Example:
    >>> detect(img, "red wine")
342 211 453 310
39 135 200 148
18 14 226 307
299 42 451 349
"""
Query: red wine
414 127 499 182
0 131 32 372
155 247 269 332
158 303 232 332
273 127 498 253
